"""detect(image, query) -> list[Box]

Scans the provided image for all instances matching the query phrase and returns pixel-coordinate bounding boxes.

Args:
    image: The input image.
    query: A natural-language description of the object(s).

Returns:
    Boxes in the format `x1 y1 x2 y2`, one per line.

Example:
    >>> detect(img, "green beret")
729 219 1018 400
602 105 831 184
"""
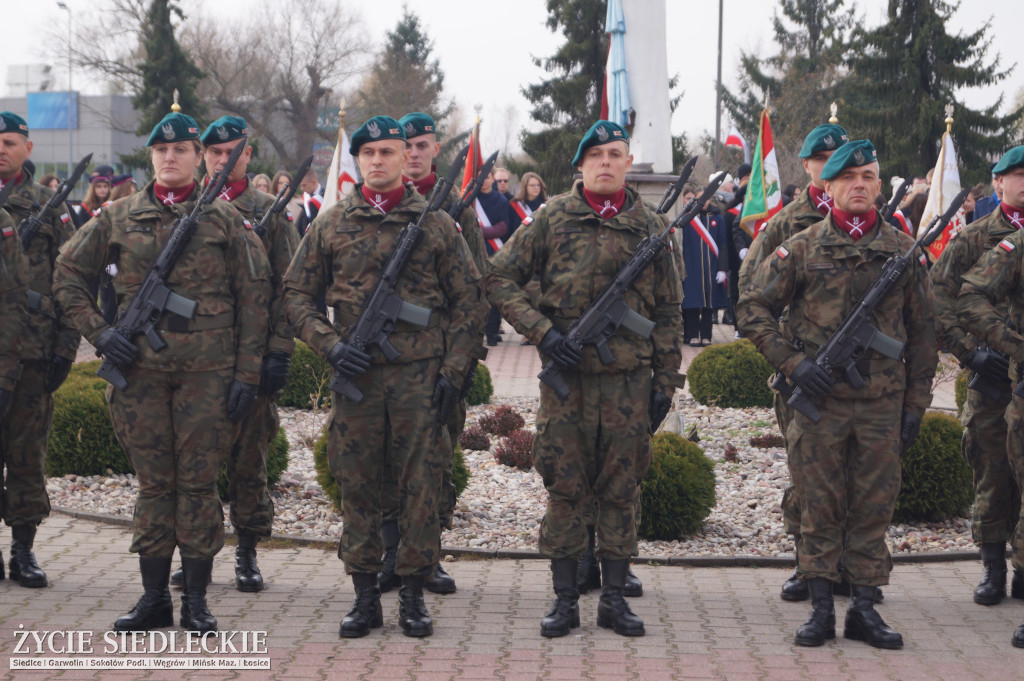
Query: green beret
146 112 200 147
572 120 630 167
798 123 849 159
992 146 1024 175
201 115 248 145
398 112 436 139
350 115 406 156
0 111 28 136
820 139 878 181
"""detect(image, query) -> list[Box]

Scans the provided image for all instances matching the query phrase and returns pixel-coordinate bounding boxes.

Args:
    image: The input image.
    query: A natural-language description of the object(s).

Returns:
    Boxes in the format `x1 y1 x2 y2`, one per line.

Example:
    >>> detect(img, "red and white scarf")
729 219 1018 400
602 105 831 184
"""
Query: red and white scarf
475 198 503 251
154 182 195 206
0 172 23 193
360 185 404 214
690 215 719 257
582 187 626 218
832 208 877 241
808 185 833 214
1002 203 1024 231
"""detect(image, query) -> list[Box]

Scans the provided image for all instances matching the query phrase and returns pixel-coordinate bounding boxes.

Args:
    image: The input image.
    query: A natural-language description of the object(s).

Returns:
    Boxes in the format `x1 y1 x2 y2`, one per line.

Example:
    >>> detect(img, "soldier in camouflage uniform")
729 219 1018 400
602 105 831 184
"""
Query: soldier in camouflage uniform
932 145 1023 607
737 123 849 603
955 145 1024 648
53 110 271 634
0 111 80 588
372 112 489 596
486 120 683 638
738 140 937 650
283 115 485 639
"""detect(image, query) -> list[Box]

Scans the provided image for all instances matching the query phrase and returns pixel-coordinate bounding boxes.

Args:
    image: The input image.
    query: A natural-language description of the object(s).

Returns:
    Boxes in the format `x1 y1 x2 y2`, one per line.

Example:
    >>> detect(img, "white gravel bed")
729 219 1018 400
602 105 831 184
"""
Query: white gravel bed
46 398 975 558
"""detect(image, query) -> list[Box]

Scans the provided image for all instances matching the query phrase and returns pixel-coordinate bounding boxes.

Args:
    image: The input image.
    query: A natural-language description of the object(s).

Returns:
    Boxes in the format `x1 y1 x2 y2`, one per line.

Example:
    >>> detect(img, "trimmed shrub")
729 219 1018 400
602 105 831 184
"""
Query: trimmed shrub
458 425 491 451
688 339 774 408
749 434 785 449
479 404 525 437
217 427 290 501
494 430 535 470
955 369 967 417
894 412 973 523
48 361 131 476
452 444 470 497
279 341 331 409
465 363 493 406
639 433 716 540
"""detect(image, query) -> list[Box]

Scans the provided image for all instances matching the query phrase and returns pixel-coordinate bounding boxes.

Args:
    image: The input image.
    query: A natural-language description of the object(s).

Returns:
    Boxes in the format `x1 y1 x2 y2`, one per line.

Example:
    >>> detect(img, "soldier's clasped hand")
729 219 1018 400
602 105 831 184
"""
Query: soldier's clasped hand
789 358 833 399
431 376 460 425
537 328 583 370
260 350 291 394
649 391 672 432
327 340 371 378
94 328 139 365
226 381 258 422
965 347 1010 385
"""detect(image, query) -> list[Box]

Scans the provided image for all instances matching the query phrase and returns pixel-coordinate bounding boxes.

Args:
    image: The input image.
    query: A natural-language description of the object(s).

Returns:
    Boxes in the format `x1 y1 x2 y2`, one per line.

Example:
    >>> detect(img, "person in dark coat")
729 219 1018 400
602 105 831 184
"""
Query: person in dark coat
681 188 730 346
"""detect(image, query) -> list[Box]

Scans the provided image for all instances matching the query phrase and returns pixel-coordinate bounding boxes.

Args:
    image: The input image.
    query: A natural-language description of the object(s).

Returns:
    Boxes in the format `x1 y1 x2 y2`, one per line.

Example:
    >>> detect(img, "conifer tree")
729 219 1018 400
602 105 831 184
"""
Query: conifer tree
133 1 205 135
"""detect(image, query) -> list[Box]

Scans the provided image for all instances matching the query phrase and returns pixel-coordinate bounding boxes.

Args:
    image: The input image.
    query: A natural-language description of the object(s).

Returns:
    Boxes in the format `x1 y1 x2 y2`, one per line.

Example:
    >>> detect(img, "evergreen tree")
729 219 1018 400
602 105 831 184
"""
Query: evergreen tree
846 0 1023 184
133 1 205 135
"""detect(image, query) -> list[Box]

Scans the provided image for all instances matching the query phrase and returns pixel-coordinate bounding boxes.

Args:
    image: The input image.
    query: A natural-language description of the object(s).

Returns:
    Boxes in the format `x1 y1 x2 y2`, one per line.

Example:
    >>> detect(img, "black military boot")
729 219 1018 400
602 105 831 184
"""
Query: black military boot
377 520 402 593
180 557 217 634
398 575 433 637
234 533 264 592
794 578 835 646
170 567 183 588
844 584 903 649
339 572 382 638
597 558 645 636
9 525 47 587
1012 568 1024 599
1014 619 1024 648
781 569 809 601
425 563 456 594
576 525 601 594
624 564 643 597
973 543 1007 605
541 558 580 638
0 548 5 580
114 557 174 631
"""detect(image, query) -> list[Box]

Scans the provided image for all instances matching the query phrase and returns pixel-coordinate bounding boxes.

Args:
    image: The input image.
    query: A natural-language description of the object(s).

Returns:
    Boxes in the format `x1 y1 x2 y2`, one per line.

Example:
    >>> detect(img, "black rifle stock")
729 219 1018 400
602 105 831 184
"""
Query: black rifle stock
254 155 313 238
96 138 248 390
654 156 697 215
328 148 467 403
18 153 92 250
446 150 498 220
780 187 971 423
537 171 727 399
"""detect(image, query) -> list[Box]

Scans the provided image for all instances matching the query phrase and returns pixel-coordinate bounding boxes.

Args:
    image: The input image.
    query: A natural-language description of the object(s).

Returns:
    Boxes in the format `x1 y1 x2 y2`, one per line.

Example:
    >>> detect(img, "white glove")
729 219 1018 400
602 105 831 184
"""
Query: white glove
105 263 118 277
716 271 728 285
739 248 748 260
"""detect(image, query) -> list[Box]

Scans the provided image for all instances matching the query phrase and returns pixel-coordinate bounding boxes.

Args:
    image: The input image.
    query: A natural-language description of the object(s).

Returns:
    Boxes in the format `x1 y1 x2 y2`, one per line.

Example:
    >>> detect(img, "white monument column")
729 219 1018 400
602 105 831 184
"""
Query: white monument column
621 0 672 172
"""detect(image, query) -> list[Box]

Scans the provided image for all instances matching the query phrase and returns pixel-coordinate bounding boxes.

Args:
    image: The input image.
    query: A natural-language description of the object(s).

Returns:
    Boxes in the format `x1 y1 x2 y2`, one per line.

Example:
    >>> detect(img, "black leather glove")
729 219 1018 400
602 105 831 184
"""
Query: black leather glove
789 358 834 399
537 328 583 370
900 411 922 457
965 347 1010 385
431 375 460 425
226 381 258 422
327 340 371 378
260 350 291 395
0 388 12 422
94 328 138 365
649 391 672 432
44 355 74 393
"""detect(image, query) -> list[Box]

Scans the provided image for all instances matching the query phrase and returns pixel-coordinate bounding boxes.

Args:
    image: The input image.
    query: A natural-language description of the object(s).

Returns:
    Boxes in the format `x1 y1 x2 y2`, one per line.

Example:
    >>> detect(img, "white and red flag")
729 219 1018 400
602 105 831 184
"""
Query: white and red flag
738 109 782 239
320 127 359 214
920 130 966 262
724 125 750 164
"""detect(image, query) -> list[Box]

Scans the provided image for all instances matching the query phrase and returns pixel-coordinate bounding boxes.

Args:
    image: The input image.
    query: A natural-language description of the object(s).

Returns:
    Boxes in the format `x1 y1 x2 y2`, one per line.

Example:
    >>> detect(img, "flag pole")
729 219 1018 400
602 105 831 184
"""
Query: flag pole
829 101 839 124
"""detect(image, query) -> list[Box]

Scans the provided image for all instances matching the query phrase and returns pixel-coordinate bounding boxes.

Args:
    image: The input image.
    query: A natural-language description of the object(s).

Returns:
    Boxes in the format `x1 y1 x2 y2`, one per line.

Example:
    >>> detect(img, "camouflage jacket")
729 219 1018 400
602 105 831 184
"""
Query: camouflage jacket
283 184 486 385
222 180 299 356
0 208 28 391
445 197 487 277
737 211 938 417
485 181 684 394
958 226 1024 369
54 180 271 385
738 186 825 289
0 171 80 361
931 208 1016 364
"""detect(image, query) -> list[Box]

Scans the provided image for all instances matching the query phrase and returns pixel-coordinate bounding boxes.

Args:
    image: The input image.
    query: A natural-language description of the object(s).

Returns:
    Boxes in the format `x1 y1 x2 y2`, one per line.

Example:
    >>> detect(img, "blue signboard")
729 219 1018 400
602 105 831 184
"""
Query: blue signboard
27 92 78 129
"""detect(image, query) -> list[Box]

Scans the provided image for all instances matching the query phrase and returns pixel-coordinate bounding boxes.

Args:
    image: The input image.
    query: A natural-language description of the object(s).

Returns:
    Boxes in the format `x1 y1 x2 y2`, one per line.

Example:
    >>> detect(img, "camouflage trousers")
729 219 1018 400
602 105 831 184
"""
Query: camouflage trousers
534 370 652 561
108 367 234 559
787 395 900 587
772 385 801 539
226 392 278 536
962 377 1017 544
581 493 643 557
0 360 53 527
1000 393 1024 570
328 357 445 577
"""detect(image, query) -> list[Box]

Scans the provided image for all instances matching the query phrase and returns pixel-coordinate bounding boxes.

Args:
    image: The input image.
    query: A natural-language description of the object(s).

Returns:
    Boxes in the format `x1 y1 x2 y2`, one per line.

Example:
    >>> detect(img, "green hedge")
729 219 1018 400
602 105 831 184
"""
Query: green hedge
217 427 290 501
894 412 973 523
279 341 332 409
688 339 774 408
48 361 131 476
955 370 967 417
466 363 493 406
639 433 717 540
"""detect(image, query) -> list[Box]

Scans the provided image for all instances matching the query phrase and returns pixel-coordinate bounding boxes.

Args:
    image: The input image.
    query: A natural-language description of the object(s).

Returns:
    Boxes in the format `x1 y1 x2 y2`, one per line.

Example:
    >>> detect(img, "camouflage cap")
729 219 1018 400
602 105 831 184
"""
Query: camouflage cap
820 139 878 180
200 115 248 145
398 112 436 139
572 120 630 167
799 123 849 159
0 111 29 136
146 112 200 147
992 145 1024 175
350 115 406 156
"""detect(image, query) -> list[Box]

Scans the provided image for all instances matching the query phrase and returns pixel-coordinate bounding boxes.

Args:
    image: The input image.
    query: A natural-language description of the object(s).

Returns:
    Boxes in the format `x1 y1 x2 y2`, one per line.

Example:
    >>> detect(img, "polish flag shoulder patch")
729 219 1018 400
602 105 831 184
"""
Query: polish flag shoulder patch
1 226 14 238
918 253 928 266
522 216 533 227
775 245 790 260
59 212 71 224
243 219 253 230
999 239 1015 252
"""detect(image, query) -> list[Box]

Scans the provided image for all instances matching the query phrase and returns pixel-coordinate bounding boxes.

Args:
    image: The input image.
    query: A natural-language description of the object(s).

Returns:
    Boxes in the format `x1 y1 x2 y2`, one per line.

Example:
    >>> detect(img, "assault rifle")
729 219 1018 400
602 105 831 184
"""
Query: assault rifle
778 187 971 423
254 155 312 238
96 137 249 390
446 150 498 221
537 171 728 399
18 153 92 250
882 179 910 223
654 156 697 215
328 146 467 403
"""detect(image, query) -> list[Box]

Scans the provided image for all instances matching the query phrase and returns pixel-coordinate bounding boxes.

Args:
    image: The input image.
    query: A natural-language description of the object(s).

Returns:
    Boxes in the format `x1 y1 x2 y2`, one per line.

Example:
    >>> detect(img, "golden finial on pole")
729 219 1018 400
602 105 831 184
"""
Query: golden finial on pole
829 101 839 124
945 102 954 135
474 103 483 125
171 89 181 113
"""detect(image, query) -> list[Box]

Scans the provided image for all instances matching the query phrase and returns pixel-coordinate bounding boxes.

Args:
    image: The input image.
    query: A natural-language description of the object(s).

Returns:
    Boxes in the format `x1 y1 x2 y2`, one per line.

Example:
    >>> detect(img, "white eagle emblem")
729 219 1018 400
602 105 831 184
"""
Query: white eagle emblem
367 121 381 139
0 117 6 132
596 126 609 142
216 126 229 140
853 149 865 165
162 123 175 140
823 134 835 149
404 122 415 135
